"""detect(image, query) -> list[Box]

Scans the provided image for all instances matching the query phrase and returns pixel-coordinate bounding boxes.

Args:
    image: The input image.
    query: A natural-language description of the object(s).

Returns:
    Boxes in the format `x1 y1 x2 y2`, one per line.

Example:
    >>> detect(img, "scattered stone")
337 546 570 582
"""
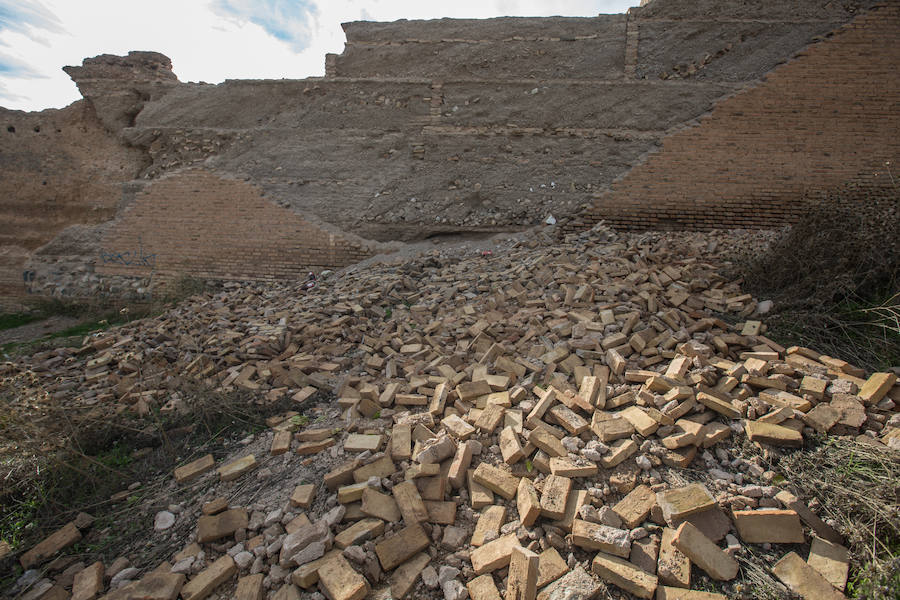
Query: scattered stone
71 561 104 600
613 484 656 529
361 488 402 522
571 520 632 557
858 372 897 405
772 551 846 600
591 551 658 599
656 485 715 525
673 506 731 544
775 490 843 544
273 583 301 600
745 421 803 448
733 509 805 544
658 527 691 588
126 572 186 600
5 209 896 600
630 536 659 575
392 480 429 526
672 522 738 581
290 484 316 509
389 552 430 599
235 574 265 600
506 545 539 600
317 553 368 600
807 536 850 592
334 518 384 550
467 573 502 600
181 554 236 600
536 547 568 589
472 505 507 547
375 524 430 571
471 533 521 574
442 525 468 550
472 463 519 500
517 477 542 527
154 511 176 531
20 522 82 569
442 579 467 600
655 588 727 599
174 455 215 484
540 474 572 520
344 433 382 453
202 498 228 515
422 566 440 589
217 455 257 482
233 551 254 570
197 509 249 543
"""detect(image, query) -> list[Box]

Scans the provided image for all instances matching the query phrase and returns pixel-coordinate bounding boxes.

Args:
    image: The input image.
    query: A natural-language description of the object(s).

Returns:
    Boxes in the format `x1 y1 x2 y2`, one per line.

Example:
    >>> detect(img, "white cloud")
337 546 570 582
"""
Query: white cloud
0 0 63 40
0 0 637 111
211 0 319 51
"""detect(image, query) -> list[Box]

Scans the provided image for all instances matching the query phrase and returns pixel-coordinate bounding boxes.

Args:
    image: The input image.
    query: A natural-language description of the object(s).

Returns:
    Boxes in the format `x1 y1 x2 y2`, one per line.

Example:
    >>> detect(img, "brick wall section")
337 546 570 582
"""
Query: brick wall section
96 170 373 284
568 3 900 233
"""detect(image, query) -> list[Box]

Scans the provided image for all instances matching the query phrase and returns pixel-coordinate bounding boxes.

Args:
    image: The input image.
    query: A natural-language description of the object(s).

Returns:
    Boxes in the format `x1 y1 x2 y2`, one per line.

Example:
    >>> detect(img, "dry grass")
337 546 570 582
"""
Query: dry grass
767 437 899 598
732 546 791 600
741 188 899 308
777 437 900 558
712 435 900 599
0 378 295 580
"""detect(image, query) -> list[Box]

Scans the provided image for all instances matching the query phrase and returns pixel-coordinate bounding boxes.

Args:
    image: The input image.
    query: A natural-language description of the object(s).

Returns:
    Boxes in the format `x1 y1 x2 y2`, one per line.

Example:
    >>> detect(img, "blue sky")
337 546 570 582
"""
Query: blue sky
0 0 637 111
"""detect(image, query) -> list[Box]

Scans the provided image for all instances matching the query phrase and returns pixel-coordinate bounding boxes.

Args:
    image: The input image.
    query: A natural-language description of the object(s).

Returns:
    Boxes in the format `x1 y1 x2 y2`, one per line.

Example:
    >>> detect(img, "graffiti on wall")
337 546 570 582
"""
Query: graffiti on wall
100 237 157 269
22 269 35 294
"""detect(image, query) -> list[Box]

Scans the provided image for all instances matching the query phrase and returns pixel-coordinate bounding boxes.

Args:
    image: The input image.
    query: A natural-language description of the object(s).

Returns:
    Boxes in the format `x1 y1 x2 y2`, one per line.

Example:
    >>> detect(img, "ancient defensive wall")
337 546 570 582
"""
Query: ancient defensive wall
0 0 897 306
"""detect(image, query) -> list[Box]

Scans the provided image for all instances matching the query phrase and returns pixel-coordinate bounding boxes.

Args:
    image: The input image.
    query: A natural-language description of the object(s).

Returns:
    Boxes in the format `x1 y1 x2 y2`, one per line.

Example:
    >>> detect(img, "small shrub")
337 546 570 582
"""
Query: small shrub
738 184 900 370
848 557 900 600
741 187 898 308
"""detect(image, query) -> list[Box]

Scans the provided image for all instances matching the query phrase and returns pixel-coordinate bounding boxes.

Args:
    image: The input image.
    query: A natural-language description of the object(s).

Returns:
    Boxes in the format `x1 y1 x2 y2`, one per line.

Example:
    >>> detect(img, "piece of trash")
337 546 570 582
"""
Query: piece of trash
545 215 557 225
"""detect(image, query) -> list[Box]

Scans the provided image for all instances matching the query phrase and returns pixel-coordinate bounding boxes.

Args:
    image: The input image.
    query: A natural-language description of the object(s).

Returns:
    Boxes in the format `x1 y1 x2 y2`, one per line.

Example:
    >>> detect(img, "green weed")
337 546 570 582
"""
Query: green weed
847 555 900 599
0 312 42 331
0 493 41 549
95 445 133 469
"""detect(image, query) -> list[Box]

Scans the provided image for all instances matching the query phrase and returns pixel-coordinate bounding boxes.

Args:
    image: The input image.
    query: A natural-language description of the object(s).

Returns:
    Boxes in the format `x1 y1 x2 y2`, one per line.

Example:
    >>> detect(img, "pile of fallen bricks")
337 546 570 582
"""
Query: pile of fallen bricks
3 225 898 600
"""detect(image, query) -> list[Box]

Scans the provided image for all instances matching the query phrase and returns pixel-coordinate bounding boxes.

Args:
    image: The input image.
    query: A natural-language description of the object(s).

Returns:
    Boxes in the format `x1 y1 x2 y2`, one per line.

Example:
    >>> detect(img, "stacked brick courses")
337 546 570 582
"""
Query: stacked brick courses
570 3 900 233
96 170 373 284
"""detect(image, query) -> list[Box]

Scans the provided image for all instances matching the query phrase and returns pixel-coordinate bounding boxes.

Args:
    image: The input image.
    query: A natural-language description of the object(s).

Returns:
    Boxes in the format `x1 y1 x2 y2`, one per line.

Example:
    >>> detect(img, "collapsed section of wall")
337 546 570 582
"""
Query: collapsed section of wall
569 3 900 232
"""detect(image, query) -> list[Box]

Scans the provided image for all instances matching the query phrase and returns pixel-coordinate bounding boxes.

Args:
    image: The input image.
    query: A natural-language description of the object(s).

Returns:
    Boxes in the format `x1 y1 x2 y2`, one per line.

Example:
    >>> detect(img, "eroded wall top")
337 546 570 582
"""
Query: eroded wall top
62 51 180 132
634 0 875 20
